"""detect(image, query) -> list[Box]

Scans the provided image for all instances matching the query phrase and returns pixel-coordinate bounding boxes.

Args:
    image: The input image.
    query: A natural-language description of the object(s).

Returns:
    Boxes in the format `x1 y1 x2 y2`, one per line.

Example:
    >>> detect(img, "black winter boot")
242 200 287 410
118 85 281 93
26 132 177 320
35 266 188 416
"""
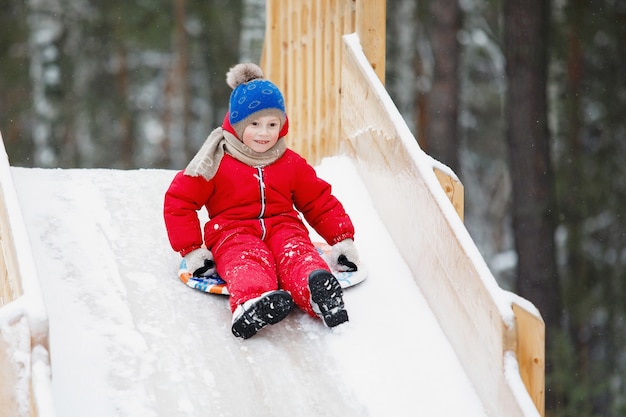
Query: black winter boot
231 290 294 339
308 269 349 327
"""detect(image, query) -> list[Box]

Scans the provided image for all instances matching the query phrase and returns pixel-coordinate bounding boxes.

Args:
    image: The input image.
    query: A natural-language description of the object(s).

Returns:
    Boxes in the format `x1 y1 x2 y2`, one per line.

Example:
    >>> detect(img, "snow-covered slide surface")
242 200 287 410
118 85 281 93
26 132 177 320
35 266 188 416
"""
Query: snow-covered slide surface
12 157 487 417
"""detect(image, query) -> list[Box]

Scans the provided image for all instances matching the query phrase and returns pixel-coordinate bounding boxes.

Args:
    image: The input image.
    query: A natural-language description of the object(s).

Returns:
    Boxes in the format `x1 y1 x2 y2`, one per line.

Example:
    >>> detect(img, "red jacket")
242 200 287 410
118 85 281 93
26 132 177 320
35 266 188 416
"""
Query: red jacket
164 149 354 256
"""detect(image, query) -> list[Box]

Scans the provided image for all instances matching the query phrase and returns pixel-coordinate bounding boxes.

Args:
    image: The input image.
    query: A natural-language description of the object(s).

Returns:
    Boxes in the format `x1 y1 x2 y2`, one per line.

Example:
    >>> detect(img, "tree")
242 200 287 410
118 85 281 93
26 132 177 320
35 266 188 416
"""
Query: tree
27 0 66 167
503 0 562 411
550 1 626 415
163 0 191 169
425 0 461 173
0 0 31 162
385 0 419 134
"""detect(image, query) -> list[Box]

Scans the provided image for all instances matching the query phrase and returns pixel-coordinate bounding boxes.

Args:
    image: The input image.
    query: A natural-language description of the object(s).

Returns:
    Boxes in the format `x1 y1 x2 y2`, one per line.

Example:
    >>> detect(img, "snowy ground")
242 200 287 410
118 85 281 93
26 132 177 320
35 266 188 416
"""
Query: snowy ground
12 157 487 417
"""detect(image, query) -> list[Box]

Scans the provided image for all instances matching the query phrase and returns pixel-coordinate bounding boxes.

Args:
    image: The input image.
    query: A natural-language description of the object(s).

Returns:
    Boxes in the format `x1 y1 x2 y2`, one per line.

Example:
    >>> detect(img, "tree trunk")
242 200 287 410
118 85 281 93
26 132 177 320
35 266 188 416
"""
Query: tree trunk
28 0 65 167
386 0 419 133
426 0 461 173
164 0 190 169
504 0 562 410
115 45 134 169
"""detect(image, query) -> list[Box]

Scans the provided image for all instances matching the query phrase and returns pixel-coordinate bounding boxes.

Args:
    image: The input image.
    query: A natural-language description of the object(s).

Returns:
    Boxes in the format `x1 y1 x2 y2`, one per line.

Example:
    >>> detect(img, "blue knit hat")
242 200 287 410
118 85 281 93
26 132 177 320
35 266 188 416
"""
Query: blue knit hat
225 63 287 139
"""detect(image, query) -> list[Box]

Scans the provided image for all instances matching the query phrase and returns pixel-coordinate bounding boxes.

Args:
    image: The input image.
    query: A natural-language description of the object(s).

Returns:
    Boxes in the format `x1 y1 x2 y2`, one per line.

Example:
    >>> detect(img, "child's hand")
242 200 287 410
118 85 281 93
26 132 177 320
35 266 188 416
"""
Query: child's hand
184 248 216 277
330 239 359 272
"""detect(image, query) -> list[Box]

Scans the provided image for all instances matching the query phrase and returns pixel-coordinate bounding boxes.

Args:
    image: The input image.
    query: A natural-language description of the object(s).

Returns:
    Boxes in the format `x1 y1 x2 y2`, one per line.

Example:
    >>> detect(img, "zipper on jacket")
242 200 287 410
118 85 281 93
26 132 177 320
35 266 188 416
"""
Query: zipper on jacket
256 167 267 240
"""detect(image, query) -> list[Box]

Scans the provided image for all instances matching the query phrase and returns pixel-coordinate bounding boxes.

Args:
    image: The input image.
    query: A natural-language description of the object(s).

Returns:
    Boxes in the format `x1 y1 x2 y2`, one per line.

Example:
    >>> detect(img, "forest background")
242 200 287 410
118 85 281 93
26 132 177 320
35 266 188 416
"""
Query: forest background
0 0 625 416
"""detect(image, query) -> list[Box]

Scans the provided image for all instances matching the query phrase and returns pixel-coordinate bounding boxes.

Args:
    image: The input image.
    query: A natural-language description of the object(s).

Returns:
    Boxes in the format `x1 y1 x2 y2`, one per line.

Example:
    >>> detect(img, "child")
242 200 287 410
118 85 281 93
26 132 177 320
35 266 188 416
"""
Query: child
164 63 360 340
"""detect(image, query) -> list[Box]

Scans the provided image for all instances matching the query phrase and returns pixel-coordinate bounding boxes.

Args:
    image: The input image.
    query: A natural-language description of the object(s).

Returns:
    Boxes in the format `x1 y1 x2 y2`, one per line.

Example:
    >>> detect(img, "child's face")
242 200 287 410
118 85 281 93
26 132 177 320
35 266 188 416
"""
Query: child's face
241 115 281 153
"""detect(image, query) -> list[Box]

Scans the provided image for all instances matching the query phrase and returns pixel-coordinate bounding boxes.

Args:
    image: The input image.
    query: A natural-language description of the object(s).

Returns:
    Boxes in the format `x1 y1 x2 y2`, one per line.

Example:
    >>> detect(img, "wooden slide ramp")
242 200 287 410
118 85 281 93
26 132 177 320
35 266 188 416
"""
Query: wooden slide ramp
7 160 486 416
0 1 543 415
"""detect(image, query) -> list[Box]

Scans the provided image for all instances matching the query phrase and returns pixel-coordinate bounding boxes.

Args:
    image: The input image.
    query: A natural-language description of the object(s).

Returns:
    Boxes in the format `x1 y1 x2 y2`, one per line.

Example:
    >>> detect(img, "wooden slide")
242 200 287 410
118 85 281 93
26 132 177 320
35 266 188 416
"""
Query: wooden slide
0 1 544 416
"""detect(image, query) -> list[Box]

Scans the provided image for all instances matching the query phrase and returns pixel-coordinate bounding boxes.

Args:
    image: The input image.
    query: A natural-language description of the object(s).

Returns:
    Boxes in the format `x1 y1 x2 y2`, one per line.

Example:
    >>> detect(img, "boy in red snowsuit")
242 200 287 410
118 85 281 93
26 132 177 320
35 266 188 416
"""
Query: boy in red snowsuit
164 63 360 339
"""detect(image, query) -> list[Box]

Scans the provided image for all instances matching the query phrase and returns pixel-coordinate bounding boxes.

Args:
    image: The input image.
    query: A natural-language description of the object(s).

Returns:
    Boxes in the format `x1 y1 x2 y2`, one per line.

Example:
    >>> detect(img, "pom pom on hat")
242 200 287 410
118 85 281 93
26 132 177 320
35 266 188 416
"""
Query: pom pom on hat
224 63 288 139
226 63 264 89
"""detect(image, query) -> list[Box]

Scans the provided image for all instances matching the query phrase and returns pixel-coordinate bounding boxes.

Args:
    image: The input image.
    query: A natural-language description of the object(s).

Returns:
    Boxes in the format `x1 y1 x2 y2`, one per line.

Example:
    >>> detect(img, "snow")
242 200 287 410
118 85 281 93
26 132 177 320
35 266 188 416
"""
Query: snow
504 351 543 417
11 157 490 416
0 301 31 416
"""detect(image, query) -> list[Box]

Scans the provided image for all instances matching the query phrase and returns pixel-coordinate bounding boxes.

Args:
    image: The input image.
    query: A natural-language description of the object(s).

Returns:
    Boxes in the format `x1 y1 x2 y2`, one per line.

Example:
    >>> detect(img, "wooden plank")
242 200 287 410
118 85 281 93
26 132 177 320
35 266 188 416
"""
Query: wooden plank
355 0 386 83
434 167 464 221
325 0 341 158
0 179 23 307
301 0 313 159
260 0 279 78
0 252 16 307
308 0 317 156
313 0 324 156
512 302 545 416
0 260 10 306
336 1 355 156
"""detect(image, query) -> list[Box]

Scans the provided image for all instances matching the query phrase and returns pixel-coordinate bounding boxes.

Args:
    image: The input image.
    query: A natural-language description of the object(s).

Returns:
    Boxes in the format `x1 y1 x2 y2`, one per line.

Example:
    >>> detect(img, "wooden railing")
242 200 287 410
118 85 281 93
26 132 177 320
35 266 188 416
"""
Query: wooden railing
341 35 544 417
0 132 54 417
261 1 544 416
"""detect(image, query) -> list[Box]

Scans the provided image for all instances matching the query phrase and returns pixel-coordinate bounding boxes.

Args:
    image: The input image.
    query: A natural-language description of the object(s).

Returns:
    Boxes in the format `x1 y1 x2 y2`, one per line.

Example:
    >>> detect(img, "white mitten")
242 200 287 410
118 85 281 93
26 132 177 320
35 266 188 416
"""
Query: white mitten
330 239 359 272
184 248 216 277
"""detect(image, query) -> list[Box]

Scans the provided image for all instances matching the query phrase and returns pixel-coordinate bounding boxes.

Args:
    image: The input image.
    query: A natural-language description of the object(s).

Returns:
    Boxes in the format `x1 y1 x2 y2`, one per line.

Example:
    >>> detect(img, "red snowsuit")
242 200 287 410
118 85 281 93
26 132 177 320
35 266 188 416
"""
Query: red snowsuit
164 150 355 315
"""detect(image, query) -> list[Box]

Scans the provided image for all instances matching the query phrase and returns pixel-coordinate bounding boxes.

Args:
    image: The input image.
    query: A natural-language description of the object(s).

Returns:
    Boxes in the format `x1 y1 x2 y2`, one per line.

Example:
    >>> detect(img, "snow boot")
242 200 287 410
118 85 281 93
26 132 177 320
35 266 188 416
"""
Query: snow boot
231 290 294 339
308 269 349 327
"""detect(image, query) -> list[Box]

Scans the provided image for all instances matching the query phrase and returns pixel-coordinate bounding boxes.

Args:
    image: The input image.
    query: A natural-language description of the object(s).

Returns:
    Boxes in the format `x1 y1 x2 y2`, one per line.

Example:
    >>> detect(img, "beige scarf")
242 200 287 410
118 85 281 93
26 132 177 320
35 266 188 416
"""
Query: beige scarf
185 127 287 180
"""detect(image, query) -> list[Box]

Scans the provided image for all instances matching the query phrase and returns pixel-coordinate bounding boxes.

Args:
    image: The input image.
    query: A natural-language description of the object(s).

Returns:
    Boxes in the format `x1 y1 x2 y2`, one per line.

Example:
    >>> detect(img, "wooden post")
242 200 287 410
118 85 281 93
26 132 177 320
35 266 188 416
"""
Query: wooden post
355 0 386 84
512 302 546 416
433 167 464 221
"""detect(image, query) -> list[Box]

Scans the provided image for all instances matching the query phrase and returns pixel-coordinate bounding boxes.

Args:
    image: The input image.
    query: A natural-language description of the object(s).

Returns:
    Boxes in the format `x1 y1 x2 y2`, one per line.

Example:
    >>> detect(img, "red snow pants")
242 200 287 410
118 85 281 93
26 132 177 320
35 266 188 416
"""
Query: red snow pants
211 220 329 316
